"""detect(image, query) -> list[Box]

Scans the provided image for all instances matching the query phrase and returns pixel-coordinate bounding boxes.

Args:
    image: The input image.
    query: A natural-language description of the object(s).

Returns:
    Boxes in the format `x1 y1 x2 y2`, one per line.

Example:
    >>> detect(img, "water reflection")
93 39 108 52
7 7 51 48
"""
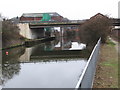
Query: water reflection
69 42 86 50
2 47 25 87
2 47 25 63
2 59 87 88
1 35 92 88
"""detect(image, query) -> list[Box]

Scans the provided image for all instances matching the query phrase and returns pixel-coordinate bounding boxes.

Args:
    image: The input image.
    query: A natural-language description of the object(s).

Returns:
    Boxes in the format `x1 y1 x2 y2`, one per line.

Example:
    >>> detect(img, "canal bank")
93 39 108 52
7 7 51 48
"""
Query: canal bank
93 37 118 88
1 36 91 88
1 37 55 50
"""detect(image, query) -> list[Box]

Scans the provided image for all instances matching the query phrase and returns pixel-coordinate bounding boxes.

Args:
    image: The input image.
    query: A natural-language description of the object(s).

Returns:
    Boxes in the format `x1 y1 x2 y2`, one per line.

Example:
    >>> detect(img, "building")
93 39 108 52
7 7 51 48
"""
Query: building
10 17 20 24
20 12 64 22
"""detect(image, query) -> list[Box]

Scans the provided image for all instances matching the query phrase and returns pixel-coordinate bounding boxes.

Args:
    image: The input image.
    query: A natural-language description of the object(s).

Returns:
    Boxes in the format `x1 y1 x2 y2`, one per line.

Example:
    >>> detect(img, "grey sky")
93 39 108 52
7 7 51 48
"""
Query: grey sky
0 0 119 20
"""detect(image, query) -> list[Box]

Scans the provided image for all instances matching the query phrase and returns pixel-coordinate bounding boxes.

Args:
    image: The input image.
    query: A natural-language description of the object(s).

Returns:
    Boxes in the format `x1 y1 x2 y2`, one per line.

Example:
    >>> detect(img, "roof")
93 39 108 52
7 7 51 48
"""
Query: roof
90 13 108 19
22 12 62 17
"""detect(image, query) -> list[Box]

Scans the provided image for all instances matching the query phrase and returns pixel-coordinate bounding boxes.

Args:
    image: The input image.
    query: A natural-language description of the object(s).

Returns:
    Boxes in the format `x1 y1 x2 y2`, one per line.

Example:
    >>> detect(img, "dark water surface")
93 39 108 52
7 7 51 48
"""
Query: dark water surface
1 36 92 88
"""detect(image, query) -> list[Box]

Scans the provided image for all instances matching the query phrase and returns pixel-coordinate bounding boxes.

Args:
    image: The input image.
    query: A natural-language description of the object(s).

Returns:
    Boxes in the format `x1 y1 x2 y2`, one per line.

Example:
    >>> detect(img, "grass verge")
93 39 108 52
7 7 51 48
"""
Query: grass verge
93 38 118 88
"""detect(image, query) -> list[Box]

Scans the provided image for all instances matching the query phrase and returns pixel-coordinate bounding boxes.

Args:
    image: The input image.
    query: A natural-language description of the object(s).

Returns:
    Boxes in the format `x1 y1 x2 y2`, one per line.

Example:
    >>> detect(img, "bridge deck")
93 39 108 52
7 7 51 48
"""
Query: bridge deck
29 22 83 28
20 20 85 28
20 18 120 28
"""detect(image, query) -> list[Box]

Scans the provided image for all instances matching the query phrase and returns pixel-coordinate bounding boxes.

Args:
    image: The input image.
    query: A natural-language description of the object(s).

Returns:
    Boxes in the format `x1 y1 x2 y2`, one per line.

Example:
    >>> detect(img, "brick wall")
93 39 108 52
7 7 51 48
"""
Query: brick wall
20 16 63 21
51 16 63 21
20 16 42 21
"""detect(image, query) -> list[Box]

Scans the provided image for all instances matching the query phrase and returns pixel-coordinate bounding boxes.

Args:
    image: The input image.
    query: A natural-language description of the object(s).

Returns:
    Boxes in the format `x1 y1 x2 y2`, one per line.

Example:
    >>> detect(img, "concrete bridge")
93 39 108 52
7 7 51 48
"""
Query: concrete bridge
19 18 119 28
18 20 84 39
111 18 120 26
20 20 85 27
18 23 55 39
17 18 119 40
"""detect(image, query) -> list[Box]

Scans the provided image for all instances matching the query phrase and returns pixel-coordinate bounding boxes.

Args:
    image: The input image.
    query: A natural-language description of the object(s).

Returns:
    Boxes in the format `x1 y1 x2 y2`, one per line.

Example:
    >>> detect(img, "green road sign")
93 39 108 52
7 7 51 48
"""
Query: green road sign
41 13 51 21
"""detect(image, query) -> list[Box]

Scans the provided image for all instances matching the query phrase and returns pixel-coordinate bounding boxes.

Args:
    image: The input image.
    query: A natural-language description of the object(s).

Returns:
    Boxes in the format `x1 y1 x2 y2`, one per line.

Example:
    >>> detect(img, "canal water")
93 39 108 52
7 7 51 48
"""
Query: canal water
1 36 93 88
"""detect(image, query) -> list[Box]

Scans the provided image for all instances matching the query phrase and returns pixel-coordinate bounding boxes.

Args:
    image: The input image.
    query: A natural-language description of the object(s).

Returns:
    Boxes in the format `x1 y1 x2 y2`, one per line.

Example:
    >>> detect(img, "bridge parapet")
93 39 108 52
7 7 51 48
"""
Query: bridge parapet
21 20 86 28
19 20 86 25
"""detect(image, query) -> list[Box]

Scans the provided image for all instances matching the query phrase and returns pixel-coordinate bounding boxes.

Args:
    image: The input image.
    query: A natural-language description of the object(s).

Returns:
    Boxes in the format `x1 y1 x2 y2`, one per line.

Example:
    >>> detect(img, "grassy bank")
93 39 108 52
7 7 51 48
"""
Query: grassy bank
93 38 118 88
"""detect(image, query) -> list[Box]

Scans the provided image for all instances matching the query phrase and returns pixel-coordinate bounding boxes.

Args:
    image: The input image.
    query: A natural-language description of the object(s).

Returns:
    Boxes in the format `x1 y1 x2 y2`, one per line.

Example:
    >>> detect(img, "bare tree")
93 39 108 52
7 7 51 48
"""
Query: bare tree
2 20 24 48
79 13 112 45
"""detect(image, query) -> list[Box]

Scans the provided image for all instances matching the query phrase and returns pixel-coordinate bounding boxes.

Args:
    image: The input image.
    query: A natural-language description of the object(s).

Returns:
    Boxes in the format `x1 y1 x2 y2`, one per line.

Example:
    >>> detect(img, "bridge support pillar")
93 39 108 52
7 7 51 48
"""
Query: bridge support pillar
17 23 33 39
60 27 63 37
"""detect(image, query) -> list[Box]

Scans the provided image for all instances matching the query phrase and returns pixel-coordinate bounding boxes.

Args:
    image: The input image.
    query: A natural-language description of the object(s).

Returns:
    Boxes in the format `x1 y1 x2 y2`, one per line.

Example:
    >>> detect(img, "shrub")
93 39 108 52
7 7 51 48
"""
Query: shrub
2 20 24 48
79 13 112 45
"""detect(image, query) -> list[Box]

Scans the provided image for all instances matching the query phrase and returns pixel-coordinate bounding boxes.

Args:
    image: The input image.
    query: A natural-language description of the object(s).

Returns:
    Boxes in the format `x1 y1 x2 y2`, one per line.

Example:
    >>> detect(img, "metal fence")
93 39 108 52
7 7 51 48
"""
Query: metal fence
75 38 101 89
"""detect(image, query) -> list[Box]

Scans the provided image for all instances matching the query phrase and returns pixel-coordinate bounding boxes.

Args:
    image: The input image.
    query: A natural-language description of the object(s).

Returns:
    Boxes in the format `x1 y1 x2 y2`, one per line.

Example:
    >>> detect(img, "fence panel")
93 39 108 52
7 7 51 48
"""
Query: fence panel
75 38 101 89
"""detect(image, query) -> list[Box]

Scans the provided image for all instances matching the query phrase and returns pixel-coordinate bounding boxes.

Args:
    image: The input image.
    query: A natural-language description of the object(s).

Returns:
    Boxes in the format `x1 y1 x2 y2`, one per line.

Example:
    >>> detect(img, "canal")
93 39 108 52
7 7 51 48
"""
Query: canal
1 33 94 88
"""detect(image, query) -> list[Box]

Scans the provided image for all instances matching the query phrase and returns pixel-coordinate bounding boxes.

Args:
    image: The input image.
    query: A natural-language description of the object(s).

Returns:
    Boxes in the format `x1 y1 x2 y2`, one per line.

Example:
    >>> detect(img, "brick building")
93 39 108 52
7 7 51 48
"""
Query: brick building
20 12 64 22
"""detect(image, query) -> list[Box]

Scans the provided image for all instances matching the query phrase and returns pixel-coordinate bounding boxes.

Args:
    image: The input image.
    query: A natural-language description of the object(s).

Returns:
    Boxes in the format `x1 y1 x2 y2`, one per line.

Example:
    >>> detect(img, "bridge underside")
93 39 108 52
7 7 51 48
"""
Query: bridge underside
31 28 45 39
112 19 120 26
112 23 120 26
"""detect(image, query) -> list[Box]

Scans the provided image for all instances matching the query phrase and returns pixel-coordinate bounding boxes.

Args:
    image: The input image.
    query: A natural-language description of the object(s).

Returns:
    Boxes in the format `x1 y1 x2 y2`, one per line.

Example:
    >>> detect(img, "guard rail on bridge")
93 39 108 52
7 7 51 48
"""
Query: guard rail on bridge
17 18 120 26
75 38 101 89
19 20 86 24
19 20 86 28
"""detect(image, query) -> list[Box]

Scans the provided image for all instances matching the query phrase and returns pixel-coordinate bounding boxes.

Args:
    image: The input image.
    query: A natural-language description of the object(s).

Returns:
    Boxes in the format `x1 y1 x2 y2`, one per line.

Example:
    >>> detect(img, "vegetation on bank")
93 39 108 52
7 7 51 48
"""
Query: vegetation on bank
79 13 112 46
93 38 118 88
77 13 118 88
2 20 25 49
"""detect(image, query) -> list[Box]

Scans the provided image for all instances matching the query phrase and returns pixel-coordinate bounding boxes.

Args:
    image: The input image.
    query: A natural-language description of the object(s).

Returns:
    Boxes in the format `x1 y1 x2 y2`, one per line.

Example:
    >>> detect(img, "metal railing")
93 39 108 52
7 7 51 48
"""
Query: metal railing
75 38 101 89
19 20 86 24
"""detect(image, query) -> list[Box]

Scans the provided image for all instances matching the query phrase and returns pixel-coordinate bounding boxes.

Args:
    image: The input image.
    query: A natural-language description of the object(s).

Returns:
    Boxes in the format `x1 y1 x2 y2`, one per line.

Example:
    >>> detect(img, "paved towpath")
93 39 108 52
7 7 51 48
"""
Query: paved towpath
109 37 119 54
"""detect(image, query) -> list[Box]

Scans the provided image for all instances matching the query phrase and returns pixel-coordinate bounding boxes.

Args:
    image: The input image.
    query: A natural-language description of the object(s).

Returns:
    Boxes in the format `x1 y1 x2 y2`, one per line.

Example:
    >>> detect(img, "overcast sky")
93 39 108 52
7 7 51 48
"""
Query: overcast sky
0 0 119 20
